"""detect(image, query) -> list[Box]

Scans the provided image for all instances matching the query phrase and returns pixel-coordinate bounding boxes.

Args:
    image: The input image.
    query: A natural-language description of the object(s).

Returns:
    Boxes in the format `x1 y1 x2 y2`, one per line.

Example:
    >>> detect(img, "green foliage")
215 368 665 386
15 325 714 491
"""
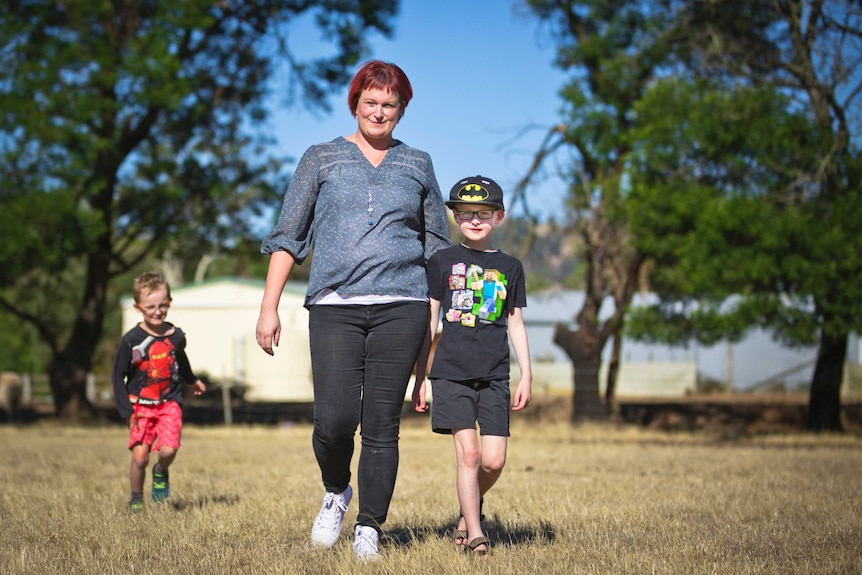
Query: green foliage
0 261 90 353
0 311 48 373
626 75 862 346
623 0 862 430
525 0 859 430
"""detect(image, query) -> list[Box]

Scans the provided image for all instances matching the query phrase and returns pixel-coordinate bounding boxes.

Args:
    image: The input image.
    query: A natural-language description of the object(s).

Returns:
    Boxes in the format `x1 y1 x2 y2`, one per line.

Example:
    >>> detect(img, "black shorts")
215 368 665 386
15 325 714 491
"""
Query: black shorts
429 377 510 437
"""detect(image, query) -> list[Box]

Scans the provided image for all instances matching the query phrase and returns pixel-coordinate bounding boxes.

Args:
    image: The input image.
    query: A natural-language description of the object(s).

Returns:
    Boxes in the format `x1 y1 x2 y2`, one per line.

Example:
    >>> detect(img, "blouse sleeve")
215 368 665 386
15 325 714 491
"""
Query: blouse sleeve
260 145 322 263
421 157 452 261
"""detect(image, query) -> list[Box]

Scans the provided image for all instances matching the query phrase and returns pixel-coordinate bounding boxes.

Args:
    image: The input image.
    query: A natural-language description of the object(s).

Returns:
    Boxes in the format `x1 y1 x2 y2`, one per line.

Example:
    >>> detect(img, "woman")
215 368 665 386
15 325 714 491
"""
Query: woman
255 60 450 561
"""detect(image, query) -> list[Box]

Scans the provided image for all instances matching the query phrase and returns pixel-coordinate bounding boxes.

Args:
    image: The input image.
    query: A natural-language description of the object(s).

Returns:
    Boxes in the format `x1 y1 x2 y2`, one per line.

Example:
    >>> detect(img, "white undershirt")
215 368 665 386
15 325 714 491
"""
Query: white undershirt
309 288 427 306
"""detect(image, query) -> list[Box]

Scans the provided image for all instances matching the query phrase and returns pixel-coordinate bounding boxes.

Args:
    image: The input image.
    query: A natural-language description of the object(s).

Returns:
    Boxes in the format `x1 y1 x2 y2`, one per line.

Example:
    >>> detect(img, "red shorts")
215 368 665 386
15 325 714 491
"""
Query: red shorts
128 401 183 452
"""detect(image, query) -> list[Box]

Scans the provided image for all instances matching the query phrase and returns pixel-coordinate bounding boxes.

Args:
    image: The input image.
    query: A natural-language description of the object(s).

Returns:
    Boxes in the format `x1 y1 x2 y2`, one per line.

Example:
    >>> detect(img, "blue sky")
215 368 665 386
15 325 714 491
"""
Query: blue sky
266 1 569 220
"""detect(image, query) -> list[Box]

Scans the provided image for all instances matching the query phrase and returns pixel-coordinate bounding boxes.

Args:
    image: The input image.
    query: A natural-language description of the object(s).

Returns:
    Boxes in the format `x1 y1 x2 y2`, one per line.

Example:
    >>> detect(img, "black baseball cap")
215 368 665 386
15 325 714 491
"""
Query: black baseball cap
445 175 505 211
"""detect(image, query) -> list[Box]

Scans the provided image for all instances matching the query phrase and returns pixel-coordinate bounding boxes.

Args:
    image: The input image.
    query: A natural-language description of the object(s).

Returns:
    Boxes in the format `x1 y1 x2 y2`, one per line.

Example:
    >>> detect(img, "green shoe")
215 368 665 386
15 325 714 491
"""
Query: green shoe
129 499 144 514
151 466 170 503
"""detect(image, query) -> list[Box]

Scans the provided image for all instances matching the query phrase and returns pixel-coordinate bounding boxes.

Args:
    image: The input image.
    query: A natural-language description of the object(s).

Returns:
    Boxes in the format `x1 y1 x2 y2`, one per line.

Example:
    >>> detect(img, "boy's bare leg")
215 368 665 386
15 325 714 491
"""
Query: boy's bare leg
156 446 177 472
129 443 150 493
453 429 484 544
478 435 507 495
453 434 508 540
129 443 150 510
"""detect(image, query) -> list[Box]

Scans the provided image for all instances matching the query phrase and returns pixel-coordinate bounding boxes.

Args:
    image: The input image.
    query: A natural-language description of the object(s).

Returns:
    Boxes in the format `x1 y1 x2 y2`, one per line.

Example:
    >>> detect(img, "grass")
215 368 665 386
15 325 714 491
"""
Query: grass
1 415 861 575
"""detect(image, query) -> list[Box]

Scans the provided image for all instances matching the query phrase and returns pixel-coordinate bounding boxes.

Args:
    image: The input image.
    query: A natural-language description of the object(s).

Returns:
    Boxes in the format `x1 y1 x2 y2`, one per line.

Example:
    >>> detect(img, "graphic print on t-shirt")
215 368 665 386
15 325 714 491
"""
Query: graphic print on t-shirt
130 336 177 404
445 261 508 327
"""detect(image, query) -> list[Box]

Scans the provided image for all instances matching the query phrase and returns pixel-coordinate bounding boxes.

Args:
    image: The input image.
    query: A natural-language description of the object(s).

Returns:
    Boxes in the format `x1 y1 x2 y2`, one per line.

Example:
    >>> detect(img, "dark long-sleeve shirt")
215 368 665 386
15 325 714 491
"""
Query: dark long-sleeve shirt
111 324 198 419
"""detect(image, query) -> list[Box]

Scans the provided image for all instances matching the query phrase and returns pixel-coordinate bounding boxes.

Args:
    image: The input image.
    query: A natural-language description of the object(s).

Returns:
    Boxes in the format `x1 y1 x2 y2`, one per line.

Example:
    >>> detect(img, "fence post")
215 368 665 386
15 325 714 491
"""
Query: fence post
222 383 233 426
22 373 32 403
86 372 96 402
726 340 734 392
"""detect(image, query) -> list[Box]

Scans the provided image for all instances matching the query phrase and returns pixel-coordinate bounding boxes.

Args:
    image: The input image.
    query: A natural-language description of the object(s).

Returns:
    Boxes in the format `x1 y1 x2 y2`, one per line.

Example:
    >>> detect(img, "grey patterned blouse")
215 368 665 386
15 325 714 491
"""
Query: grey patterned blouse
262 137 451 306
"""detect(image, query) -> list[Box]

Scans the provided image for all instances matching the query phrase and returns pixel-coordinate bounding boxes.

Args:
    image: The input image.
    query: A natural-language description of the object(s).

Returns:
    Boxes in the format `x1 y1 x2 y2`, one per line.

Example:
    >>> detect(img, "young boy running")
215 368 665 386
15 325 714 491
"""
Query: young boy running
413 175 532 557
112 271 206 512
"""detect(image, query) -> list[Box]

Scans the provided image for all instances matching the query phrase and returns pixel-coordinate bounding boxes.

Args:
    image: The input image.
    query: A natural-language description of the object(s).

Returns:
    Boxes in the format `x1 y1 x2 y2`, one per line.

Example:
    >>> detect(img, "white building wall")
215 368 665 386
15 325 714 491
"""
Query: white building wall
524 290 824 391
531 361 696 397
120 282 858 402
121 279 313 402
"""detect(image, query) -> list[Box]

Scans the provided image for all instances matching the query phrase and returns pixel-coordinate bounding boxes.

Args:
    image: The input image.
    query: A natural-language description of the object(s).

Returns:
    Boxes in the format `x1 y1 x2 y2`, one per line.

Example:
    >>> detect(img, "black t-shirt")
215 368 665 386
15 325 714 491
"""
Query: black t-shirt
427 244 527 382
111 323 198 419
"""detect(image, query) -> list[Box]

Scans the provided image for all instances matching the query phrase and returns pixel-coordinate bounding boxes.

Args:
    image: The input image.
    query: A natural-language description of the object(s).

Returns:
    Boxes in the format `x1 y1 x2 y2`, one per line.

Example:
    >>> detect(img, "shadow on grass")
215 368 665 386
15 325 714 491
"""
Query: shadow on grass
169 493 241 511
384 514 557 549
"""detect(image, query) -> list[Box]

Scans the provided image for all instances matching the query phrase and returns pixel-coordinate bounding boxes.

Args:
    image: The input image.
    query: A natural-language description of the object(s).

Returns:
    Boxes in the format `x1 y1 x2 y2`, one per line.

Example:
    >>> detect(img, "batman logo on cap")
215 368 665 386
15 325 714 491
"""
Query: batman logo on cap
455 183 490 203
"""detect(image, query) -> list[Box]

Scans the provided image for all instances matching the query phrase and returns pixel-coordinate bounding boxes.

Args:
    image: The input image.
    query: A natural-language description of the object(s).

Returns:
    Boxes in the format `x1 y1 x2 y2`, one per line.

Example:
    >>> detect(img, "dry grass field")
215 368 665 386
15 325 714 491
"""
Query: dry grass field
1 410 861 575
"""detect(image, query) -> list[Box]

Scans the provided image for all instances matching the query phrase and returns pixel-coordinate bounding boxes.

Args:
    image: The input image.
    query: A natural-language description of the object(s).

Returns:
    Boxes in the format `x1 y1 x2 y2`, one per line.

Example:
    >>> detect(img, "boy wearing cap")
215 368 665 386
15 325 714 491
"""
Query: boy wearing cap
412 175 532 558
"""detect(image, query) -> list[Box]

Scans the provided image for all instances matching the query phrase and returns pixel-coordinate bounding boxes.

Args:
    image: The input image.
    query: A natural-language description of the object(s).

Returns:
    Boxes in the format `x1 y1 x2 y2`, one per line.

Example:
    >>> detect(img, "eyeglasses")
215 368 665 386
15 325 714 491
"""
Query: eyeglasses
453 209 497 221
137 304 170 314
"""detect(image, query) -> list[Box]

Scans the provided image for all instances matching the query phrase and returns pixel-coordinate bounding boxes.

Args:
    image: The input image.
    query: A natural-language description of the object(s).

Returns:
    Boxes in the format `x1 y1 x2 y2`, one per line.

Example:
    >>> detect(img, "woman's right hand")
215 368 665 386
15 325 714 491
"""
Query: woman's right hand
256 309 281 356
256 251 295 356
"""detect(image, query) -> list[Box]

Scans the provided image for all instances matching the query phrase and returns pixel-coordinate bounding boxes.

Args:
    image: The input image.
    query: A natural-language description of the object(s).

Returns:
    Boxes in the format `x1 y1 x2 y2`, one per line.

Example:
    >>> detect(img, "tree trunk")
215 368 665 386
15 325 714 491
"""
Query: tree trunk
554 323 606 423
49 358 95 423
49 252 110 422
807 329 847 432
605 330 623 417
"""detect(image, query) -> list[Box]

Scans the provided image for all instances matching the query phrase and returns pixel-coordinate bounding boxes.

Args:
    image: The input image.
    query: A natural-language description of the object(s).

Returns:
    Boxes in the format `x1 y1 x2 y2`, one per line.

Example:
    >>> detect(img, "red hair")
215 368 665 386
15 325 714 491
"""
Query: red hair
347 60 413 117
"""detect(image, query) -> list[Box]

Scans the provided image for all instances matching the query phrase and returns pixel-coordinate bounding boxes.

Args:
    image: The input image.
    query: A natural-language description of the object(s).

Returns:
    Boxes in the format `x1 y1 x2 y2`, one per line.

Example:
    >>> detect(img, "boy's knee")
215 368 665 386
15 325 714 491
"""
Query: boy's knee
460 445 482 468
482 455 506 474
131 453 150 469
159 446 177 459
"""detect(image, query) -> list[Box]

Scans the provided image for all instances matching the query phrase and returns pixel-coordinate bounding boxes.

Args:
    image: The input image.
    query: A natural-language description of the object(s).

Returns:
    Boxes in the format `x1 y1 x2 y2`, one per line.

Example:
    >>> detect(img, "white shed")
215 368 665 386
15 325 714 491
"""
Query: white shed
121 278 313 402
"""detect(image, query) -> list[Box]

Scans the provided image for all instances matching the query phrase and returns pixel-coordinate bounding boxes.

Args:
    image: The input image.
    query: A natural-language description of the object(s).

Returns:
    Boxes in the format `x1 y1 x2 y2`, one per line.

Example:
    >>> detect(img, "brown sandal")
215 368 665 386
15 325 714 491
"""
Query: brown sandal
454 498 484 546
453 526 468 546
465 536 490 557
454 517 484 546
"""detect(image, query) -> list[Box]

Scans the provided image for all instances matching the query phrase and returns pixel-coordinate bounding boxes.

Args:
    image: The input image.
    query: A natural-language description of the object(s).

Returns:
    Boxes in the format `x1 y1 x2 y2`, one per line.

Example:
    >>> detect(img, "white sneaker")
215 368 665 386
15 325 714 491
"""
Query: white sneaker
310 485 352 548
352 525 380 561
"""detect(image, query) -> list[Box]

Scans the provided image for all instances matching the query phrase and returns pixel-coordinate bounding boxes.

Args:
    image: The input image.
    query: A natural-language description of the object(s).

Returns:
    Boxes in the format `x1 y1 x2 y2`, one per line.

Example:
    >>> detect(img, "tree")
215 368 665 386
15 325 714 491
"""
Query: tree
0 0 398 421
629 0 862 431
523 0 861 430
625 77 843 357
518 0 675 422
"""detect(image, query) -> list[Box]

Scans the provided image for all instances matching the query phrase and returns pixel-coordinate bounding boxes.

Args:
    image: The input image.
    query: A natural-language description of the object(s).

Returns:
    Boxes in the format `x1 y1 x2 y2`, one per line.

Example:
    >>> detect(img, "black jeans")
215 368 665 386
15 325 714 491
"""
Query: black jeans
308 301 428 529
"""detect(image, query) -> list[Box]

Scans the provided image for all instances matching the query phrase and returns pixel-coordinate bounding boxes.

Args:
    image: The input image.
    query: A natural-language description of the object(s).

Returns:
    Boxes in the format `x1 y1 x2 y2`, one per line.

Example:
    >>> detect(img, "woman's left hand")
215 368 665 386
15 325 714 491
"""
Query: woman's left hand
412 378 429 412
